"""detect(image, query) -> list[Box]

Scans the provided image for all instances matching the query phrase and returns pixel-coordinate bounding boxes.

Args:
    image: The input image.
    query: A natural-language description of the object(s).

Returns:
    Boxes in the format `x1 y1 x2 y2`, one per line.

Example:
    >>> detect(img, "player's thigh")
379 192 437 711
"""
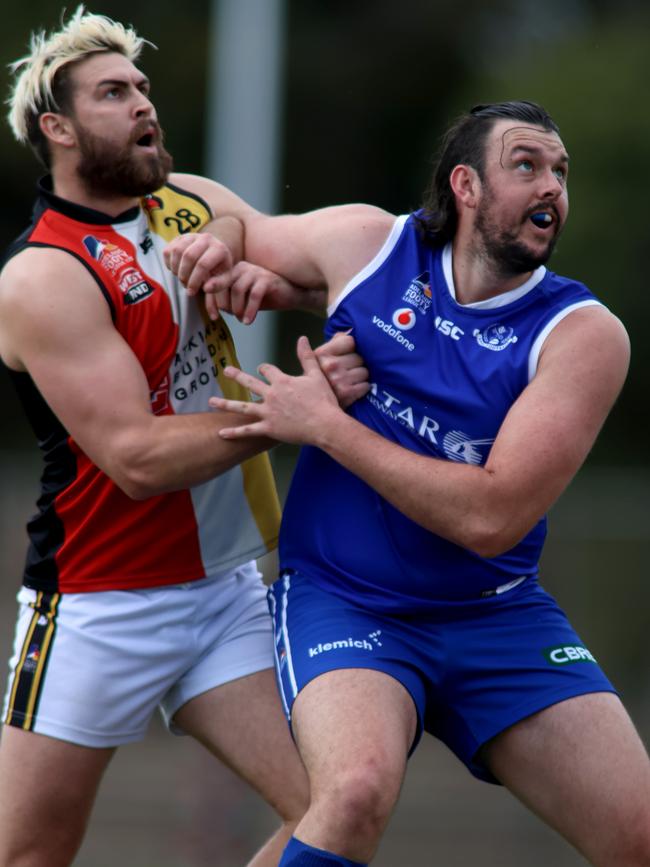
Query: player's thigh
482 692 650 861
173 668 309 819
292 668 416 799
0 726 114 859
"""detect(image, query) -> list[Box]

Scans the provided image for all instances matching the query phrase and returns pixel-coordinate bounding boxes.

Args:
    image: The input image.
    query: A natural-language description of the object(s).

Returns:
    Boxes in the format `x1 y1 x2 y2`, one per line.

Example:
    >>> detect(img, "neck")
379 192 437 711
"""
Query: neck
450 231 534 305
51 165 139 217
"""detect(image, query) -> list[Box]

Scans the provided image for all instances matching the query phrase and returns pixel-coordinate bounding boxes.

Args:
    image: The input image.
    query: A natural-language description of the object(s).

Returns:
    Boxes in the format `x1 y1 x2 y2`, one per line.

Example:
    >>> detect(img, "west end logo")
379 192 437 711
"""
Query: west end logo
473 323 518 351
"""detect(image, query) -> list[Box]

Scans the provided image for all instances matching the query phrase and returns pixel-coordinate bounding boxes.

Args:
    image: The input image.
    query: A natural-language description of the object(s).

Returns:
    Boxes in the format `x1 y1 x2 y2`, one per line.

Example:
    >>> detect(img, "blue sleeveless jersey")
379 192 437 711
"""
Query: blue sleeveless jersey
279 214 602 613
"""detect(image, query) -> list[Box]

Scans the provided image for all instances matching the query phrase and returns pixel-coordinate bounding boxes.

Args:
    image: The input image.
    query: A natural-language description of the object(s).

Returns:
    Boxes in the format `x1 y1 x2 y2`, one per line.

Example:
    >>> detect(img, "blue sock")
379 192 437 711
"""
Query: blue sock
279 835 368 867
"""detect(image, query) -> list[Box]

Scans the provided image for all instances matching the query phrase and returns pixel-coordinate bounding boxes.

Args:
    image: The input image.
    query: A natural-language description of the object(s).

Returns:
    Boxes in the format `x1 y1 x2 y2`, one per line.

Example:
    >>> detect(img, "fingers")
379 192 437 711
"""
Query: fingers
204 292 221 321
314 330 356 358
229 263 265 324
163 233 195 276
163 234 233 297
219 365 271 398
337 381 371 409
209 395 258 415
296 335 324 378
229 262 282 324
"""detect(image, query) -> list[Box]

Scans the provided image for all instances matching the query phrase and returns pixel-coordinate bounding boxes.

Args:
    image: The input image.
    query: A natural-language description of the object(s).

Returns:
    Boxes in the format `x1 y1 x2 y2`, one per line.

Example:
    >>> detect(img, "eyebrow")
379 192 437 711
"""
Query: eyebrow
510 143 569 164
95 76 150 90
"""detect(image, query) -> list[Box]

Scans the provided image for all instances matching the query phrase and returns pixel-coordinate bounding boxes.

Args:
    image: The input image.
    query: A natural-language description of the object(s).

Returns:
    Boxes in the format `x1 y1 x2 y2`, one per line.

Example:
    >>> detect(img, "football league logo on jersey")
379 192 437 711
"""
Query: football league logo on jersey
402 271 432 314
82 234 132 274
83 235 154 305
473 323 518 351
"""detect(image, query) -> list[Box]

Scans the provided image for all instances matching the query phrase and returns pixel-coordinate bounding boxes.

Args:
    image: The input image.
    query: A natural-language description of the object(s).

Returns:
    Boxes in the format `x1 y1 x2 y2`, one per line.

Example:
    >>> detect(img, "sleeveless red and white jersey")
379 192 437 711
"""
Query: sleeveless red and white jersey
4 178 280 594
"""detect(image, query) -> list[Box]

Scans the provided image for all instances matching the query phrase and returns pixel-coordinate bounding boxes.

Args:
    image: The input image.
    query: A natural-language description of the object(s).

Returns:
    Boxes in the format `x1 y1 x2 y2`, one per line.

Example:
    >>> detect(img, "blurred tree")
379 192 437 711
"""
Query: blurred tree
1 0 647 464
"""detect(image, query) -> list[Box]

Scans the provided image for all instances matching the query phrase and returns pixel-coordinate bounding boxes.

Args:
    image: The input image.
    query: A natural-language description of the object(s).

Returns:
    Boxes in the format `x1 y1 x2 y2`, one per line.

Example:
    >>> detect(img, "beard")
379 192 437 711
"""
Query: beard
74 121 174 198
475 187 561 276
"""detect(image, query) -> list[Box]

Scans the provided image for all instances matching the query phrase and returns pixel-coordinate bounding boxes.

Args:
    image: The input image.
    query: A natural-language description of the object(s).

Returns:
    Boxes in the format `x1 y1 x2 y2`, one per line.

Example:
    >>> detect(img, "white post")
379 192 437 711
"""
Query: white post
205 0 287 372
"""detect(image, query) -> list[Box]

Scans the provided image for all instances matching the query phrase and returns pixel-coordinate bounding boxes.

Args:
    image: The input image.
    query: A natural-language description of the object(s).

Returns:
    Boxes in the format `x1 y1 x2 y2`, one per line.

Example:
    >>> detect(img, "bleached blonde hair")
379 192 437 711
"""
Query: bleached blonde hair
7 5 153 164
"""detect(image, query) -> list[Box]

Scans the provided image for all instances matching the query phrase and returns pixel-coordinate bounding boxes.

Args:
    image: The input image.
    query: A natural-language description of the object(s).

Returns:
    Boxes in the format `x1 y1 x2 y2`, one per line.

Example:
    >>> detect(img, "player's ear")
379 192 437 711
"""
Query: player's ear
450 164 480 210
39 112 77 149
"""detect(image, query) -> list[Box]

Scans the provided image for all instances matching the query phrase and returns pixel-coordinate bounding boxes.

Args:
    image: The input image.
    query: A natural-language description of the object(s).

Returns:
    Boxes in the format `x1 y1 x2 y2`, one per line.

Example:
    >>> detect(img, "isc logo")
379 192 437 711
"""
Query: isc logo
434 316 464 341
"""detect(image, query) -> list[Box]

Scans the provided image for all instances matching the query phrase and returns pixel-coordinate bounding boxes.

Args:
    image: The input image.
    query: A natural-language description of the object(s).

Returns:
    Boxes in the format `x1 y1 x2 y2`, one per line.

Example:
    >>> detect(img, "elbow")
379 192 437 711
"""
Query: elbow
114 467 162 501
107 445 166 501
460 515 526 560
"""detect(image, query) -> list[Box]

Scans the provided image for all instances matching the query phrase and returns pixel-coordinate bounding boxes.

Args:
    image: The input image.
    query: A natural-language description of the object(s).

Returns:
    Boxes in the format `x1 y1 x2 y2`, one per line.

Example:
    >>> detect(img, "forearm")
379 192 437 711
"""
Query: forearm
107 410 273 499
312 409 517 557
200 215 243 263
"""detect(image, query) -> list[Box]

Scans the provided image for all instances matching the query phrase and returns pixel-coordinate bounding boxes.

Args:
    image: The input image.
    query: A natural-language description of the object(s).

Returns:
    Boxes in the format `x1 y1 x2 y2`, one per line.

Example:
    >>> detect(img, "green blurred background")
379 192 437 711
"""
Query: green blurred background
0 1 648 864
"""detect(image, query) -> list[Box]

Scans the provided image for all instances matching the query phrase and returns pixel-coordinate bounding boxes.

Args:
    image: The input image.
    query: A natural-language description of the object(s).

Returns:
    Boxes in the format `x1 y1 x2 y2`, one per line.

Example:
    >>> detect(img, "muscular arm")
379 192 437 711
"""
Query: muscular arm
212 306 629 558
242 204 397 304
0 248 271 500
168 175 396 308
166 172 329 318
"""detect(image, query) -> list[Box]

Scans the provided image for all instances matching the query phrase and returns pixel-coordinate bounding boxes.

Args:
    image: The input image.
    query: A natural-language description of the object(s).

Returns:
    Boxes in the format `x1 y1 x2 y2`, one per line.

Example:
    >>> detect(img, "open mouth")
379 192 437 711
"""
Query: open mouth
528 211 555 230
136 132 155 147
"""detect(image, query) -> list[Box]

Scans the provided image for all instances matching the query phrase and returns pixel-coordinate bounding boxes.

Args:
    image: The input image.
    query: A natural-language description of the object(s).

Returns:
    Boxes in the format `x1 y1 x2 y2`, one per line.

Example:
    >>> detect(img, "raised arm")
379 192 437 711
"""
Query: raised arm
164 172 330 320
169 174 397 303
0 248 271 500
211 305 629 557
242 204 397 304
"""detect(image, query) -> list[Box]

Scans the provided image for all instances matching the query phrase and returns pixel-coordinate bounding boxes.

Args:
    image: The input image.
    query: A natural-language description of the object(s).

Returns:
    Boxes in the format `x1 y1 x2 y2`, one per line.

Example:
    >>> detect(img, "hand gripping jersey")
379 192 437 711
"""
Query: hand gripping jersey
4 178 280 594
279 213 602 613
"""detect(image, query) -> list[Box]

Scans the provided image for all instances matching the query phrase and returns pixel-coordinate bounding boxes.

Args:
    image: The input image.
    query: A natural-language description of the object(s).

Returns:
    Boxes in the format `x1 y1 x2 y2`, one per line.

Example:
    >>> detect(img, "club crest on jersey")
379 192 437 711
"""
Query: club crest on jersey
392 308 417 330
402 271 432 314
443 430 494 465
473 323 518 351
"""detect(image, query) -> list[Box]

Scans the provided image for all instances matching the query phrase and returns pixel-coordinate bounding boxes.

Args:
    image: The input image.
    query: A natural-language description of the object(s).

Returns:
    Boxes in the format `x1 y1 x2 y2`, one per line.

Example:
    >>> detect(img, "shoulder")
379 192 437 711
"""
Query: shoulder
304 205 399 296
1 245 94 294
0 247 111 369
538 304 629 385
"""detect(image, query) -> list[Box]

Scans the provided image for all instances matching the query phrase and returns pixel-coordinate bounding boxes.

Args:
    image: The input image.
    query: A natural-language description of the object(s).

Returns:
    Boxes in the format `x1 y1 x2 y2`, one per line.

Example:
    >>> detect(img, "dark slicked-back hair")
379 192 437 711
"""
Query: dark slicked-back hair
415 100 560 246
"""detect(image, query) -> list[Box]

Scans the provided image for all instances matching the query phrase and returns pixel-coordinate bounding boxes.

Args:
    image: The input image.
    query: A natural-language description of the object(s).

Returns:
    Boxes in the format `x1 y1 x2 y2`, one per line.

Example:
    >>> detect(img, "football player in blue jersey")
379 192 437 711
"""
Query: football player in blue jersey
173 100 650 866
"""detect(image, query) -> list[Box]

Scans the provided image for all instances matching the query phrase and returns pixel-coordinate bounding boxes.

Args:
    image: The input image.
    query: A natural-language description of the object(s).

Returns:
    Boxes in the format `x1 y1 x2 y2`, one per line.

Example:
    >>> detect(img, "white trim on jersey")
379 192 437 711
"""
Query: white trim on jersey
442 243 547 309
527 300 603 381
279 573 299 713
267 586 290 718
327 214 410 317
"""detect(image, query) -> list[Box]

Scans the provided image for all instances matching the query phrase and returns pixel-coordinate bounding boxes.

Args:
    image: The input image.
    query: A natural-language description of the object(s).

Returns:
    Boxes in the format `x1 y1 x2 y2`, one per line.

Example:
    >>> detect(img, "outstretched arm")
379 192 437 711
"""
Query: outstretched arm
210 307 629 557
165 173 397 314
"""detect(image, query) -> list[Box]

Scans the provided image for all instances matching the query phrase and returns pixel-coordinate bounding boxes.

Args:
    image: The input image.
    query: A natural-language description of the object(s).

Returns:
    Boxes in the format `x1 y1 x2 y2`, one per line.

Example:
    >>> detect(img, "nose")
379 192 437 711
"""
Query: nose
133 88 155 118
539 168 564 200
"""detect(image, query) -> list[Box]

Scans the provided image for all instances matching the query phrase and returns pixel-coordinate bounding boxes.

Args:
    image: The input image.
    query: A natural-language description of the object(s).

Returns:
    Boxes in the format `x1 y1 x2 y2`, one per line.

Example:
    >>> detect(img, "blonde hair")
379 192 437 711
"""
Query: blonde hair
7 5 153 163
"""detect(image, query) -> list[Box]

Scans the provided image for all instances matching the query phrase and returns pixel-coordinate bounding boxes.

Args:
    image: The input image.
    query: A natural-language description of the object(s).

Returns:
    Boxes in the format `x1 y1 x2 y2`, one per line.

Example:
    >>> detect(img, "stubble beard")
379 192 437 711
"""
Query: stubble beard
475 188 561 277
75 123 174 199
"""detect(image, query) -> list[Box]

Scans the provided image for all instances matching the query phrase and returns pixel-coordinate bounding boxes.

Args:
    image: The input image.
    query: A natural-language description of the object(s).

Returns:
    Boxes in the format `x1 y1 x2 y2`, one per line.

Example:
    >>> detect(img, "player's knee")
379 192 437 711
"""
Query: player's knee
602 810 650 867
319 757 397 839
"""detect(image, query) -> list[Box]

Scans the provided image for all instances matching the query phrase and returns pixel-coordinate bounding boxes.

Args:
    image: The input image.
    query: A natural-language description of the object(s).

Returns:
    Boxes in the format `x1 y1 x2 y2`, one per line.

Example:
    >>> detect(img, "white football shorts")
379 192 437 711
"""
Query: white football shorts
2 561 273 747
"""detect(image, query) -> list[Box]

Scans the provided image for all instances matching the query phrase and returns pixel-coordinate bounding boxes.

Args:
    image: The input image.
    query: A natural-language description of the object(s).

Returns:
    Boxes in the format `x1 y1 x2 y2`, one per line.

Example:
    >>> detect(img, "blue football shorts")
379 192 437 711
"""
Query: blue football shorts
267 570 616 783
